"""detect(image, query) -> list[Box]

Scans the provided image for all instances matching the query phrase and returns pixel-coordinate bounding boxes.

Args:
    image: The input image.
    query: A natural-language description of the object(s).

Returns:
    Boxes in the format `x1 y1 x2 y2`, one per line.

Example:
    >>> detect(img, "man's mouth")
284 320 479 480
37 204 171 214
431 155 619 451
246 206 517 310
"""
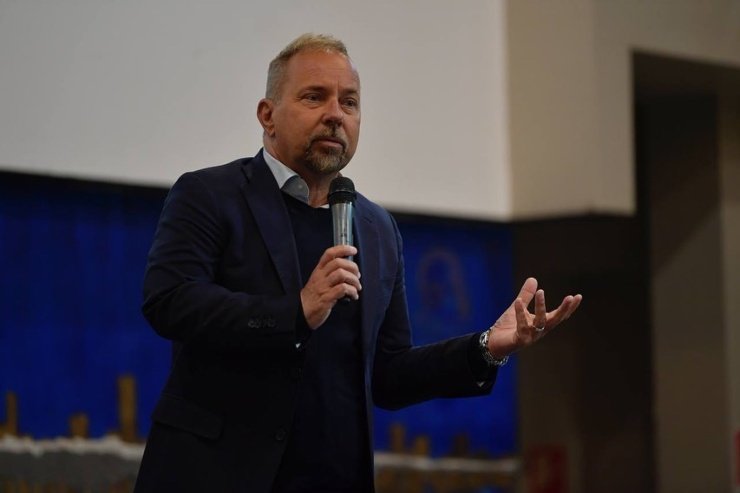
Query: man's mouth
312 136 346 150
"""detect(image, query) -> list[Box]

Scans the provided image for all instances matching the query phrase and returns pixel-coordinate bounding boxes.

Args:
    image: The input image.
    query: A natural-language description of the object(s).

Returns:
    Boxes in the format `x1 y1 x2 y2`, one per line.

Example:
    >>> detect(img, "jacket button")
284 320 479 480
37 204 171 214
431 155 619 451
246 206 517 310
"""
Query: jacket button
275 428 287 441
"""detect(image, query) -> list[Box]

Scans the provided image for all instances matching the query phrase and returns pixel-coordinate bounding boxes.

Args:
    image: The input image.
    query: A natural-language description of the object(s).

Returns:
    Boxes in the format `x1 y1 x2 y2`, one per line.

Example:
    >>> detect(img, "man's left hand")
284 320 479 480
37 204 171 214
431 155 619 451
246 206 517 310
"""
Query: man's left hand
486 277 582 358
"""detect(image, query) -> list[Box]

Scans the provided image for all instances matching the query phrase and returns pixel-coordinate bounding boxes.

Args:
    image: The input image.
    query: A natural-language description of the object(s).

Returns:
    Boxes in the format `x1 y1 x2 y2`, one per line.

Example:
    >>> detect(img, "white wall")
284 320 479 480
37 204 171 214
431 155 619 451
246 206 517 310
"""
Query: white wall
2 0 739 220
0 0 510 219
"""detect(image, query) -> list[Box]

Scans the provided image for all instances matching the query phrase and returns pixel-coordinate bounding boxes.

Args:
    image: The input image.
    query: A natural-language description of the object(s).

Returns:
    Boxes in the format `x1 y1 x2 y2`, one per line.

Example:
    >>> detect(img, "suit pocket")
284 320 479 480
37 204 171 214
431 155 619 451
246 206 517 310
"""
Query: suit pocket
151 393 223 440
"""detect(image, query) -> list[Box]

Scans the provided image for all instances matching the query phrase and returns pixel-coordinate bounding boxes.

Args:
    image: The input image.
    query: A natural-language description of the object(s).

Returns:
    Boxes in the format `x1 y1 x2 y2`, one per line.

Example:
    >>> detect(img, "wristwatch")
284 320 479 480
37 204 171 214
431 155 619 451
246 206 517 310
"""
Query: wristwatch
479 328 509 367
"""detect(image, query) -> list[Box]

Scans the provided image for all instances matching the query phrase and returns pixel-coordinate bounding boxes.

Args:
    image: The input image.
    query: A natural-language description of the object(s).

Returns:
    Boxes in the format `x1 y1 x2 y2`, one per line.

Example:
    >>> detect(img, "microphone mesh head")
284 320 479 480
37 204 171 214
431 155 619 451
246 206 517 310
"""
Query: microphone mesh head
328 177 356 205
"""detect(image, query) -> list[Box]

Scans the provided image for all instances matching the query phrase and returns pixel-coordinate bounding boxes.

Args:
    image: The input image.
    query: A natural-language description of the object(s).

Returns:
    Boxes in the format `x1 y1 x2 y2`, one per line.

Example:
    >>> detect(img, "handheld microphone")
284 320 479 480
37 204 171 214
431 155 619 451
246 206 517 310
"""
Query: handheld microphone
328 176 356 261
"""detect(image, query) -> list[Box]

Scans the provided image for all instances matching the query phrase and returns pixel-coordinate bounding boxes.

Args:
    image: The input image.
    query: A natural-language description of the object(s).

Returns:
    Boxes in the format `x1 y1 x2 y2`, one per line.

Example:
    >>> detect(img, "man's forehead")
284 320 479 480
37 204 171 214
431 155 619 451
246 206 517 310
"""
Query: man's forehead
285 50 360 89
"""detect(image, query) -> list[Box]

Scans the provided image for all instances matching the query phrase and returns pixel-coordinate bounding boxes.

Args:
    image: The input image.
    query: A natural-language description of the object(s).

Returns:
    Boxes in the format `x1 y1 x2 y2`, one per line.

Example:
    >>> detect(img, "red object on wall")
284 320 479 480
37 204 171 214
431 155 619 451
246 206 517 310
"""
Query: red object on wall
526 445 567 493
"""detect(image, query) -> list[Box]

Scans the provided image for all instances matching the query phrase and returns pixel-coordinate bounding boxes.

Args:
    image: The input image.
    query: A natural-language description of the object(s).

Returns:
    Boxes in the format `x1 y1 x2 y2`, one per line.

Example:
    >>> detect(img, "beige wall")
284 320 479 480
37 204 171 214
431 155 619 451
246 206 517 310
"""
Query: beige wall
507 0 740 218
506 0 600 219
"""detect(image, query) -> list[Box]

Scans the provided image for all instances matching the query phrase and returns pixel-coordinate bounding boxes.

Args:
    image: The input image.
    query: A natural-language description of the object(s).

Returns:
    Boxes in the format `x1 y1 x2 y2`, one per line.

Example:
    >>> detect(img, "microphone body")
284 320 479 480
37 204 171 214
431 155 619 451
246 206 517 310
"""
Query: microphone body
328 178 357 303
328 177 357 255
331 201 354 261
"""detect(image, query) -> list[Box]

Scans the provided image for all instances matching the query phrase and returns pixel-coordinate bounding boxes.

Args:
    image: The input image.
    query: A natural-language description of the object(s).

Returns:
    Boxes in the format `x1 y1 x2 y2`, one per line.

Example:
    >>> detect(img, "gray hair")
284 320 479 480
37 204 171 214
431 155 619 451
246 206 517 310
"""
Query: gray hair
265 33 350 101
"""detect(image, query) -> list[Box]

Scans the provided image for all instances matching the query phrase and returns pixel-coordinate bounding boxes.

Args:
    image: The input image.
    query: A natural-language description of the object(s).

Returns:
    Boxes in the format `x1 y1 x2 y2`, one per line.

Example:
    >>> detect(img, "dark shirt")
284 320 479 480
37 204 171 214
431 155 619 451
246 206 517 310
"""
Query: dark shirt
271 194 371 493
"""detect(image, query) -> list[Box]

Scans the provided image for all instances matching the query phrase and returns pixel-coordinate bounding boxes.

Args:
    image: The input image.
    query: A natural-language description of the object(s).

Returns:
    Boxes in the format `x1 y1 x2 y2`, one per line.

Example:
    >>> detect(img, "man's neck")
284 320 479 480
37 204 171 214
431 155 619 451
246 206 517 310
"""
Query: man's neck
262 146 336 207
298 169 333 207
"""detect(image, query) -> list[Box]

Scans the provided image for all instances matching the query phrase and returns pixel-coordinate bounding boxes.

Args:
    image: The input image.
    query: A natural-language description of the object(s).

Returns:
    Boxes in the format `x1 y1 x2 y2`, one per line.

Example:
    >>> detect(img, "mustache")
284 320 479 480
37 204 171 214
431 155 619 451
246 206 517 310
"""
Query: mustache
309 129 347 150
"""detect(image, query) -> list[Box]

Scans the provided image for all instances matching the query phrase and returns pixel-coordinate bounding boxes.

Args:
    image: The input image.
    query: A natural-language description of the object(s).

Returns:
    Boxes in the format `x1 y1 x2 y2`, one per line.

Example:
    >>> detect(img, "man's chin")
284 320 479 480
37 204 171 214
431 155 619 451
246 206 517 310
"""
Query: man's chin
305 152 347 175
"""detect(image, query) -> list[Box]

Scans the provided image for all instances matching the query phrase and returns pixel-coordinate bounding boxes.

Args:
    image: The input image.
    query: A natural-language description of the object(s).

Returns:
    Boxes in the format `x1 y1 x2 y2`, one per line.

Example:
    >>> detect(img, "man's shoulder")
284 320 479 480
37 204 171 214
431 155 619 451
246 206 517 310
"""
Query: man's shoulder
185 156 256 182
173 155 272 191
355 192 398 232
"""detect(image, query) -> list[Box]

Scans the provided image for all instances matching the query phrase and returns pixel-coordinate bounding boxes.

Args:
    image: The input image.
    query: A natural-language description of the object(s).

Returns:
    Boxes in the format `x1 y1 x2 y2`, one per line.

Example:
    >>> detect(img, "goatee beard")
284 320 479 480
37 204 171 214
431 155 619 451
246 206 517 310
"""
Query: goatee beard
304 151 345 174
302 132 348 175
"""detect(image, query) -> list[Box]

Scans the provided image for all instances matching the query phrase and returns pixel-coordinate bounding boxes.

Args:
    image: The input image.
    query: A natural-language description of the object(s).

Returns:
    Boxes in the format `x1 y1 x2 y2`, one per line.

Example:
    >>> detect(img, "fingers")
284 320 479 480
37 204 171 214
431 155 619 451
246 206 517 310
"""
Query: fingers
544 295 572 328
320 258 362 299
533 290 546 329
317 245 357 268
515 277 538 307
515 291 545 335
514 278 584 336
490 281 583 357
544 293 583 328
301 246 362 329
316 246 361 294
326 265 362 294
514 297 541 345
566 294 583 318
514 298 529 330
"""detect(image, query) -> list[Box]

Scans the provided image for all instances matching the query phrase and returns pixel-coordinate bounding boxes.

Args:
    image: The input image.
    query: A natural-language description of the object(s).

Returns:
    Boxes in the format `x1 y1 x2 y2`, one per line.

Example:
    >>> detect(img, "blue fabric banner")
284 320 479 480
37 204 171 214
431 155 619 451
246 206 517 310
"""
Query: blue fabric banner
0 173 516 457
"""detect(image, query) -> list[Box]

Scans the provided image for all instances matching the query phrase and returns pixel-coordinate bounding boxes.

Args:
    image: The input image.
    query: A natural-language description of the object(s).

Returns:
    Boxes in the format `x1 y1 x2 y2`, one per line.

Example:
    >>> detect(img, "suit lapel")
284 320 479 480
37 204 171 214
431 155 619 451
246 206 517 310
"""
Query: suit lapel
239 155 380 359
240 153 302 293
354 198 379 369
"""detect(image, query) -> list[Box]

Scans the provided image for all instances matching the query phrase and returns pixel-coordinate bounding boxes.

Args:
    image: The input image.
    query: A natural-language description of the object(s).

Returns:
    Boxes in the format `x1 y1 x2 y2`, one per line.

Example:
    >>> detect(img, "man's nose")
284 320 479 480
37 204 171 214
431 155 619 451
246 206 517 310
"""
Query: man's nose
322 98 344 126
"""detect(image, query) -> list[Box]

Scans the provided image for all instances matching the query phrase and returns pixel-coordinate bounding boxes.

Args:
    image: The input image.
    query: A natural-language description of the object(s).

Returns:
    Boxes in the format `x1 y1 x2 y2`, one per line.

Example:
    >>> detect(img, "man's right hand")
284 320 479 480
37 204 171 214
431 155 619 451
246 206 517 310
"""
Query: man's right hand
300 245 361 330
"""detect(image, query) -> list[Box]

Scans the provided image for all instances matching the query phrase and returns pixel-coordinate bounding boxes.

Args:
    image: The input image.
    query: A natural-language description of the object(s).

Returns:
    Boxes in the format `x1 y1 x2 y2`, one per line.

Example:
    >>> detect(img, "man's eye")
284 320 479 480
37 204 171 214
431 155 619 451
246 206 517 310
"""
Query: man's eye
343 98 359 108
304 93 321 102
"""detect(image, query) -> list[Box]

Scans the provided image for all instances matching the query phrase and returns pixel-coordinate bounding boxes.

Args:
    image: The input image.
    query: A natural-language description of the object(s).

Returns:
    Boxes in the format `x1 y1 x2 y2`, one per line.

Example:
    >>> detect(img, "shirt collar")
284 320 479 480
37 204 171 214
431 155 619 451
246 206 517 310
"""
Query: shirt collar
262 148 313 206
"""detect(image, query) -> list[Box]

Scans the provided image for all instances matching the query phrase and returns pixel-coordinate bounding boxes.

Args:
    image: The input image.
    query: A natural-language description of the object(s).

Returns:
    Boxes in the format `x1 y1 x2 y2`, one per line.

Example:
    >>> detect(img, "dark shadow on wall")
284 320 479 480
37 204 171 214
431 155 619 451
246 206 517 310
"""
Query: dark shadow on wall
513 215 653 493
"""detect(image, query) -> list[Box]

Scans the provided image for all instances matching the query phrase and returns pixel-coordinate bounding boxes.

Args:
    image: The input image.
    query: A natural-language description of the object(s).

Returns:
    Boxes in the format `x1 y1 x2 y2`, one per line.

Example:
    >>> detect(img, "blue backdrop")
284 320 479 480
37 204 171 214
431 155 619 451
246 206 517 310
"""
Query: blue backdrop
0 172 515 457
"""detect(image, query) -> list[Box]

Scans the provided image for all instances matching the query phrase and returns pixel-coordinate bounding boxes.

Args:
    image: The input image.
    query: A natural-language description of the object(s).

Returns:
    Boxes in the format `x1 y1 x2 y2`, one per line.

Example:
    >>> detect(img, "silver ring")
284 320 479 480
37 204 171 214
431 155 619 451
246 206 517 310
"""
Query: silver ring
535 326 545 332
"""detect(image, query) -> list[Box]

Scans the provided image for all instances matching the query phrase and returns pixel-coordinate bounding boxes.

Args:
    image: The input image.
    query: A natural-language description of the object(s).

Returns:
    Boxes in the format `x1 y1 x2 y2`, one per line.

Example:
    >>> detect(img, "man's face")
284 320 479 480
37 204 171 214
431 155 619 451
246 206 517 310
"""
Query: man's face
259 50 361 177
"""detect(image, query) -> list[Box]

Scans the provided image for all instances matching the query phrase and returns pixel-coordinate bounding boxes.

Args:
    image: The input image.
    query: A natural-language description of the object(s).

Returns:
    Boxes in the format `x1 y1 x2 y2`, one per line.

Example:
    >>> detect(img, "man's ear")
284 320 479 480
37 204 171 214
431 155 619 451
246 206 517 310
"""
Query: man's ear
257 99 276 137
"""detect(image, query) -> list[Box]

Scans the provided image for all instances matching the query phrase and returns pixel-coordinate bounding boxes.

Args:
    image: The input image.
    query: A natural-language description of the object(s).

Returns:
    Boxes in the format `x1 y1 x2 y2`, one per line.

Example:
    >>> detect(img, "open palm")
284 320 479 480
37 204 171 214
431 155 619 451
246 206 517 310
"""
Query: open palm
487 277 582 358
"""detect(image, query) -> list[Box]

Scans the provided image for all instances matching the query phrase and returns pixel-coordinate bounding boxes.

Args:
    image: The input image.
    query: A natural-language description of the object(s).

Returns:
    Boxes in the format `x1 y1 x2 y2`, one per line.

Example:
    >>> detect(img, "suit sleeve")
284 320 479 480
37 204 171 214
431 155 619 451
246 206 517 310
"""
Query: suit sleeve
371 214 495 410
142 172 307 355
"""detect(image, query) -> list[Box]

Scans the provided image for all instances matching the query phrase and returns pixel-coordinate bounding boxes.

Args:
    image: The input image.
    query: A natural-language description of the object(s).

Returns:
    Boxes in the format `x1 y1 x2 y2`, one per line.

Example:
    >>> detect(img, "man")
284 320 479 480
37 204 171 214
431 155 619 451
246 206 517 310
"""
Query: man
134 34 581 492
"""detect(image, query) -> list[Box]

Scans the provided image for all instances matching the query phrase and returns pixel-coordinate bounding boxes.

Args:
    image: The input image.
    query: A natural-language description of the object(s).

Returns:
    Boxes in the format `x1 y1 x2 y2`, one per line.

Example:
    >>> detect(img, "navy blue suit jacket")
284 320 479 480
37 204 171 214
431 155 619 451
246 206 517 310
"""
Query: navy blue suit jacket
134 152 494 492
